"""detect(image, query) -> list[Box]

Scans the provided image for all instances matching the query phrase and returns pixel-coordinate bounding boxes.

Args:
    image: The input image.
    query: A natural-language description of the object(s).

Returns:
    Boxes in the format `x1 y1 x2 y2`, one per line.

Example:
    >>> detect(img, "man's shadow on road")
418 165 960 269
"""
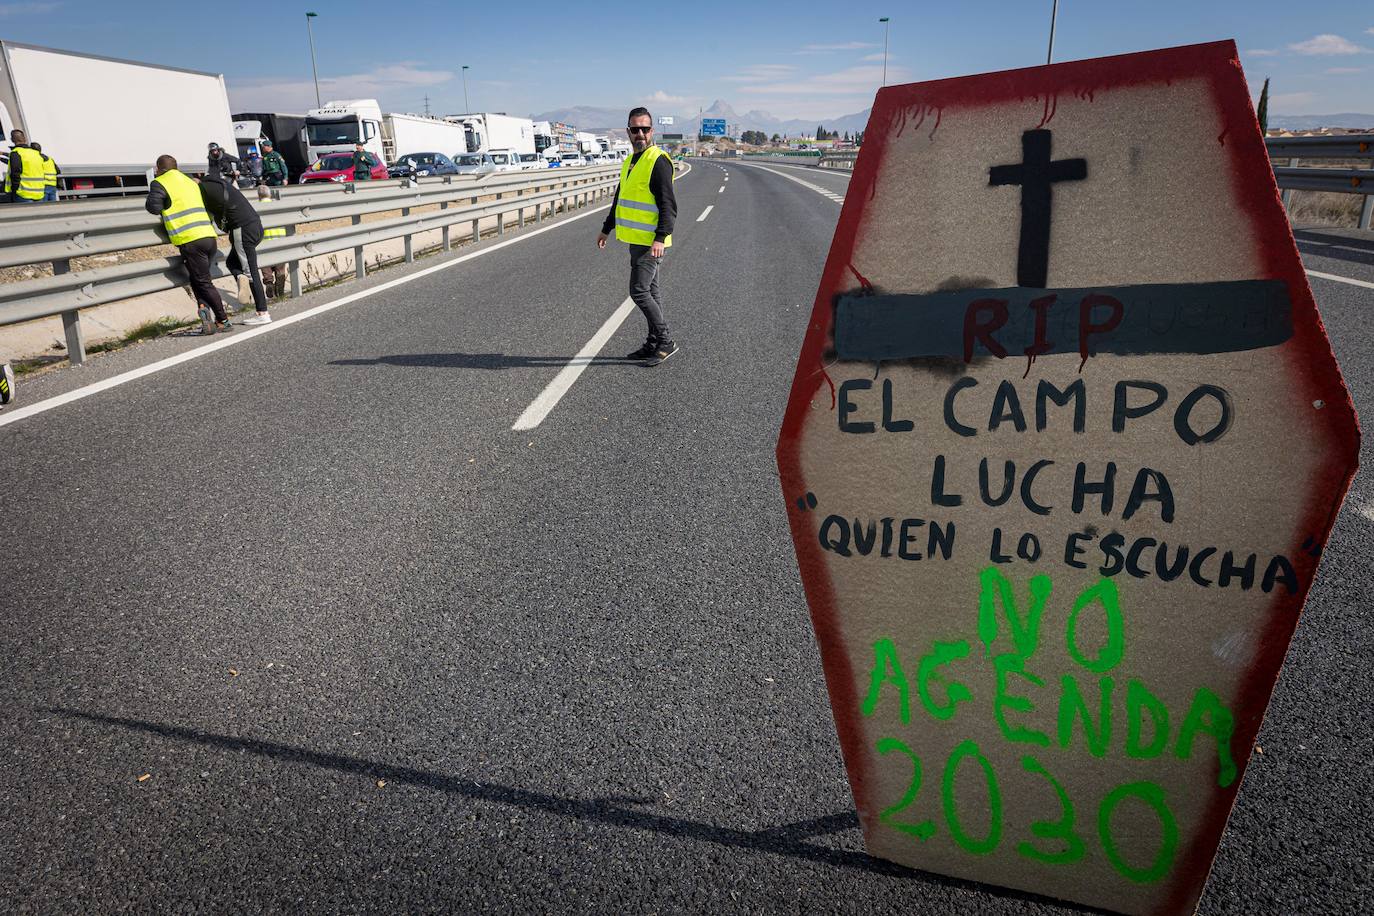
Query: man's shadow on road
331 353 632 370
48 708 1096 912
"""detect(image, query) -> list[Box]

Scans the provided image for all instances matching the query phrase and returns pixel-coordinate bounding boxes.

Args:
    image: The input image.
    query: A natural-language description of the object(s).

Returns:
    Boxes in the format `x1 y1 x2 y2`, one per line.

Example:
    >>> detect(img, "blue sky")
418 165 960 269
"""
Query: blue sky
0 1 1370 119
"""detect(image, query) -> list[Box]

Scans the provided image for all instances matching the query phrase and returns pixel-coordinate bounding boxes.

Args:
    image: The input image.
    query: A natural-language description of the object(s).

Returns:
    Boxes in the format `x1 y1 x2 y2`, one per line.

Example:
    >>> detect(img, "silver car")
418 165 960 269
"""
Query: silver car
453 153 495 175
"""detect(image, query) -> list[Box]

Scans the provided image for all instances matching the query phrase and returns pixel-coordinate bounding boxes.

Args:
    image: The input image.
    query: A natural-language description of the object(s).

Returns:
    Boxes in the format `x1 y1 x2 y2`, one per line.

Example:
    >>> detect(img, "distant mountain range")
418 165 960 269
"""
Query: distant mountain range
530 99 873 138
1267 113 1374 130
531 101 1374 137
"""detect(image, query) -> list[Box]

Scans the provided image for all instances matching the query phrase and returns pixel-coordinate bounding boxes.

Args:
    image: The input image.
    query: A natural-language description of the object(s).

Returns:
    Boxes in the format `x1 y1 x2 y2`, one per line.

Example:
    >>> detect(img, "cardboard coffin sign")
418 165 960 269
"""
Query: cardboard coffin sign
776 41 1358 915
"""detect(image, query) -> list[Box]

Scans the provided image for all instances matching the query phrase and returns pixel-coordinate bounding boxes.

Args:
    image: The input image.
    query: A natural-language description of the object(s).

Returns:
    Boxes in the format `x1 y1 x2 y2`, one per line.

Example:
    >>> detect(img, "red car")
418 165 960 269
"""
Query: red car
299 151 388 184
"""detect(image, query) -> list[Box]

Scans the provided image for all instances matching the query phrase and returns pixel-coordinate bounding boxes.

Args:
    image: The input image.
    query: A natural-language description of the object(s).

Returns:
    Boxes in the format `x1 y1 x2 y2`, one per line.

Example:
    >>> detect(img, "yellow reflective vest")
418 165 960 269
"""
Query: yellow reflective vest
6 146 46 200
263 226 287 239
614 145 671 248
151 169 217 246
41 155 57 189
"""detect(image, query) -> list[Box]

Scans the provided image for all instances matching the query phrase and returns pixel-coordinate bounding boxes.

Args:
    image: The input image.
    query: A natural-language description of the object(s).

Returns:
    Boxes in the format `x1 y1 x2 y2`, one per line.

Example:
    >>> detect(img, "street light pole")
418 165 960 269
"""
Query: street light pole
879 17 890 87
305 12 321 107
1047 0 1059 65
462 65 471 113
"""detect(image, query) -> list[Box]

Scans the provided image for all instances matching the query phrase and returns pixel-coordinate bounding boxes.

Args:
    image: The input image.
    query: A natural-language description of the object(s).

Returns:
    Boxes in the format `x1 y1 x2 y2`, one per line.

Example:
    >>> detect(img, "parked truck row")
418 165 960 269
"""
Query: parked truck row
1 39 638 199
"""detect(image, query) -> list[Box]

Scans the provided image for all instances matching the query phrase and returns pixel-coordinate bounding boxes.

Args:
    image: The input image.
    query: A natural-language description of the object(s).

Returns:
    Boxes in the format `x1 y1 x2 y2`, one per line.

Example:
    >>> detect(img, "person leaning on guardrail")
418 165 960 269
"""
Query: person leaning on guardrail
145 154 232 334
30 141 59 202
200 171 271 323
596 106 679 366
2 128 47 204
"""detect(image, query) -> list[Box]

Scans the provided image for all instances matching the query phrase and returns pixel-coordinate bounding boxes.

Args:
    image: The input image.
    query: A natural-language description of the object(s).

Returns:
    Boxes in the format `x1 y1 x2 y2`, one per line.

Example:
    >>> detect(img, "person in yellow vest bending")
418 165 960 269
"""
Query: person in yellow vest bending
144 154 232 334
3 129 47 204
596 106 679 366
31 142 59 202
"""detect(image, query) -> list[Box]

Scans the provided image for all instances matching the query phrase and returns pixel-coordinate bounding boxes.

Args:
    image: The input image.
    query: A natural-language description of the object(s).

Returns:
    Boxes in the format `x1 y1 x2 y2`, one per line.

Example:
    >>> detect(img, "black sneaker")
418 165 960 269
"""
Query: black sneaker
0 362 14 406
644 341 679 366
626 339 658 360
216 319 233 332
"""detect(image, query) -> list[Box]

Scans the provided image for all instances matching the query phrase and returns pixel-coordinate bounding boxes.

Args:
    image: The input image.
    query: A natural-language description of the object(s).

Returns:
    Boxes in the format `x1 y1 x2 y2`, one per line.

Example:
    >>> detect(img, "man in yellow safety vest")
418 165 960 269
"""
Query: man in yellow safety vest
31 142 58 201
3 129 47 204
597 106 679 365
144 154 232 333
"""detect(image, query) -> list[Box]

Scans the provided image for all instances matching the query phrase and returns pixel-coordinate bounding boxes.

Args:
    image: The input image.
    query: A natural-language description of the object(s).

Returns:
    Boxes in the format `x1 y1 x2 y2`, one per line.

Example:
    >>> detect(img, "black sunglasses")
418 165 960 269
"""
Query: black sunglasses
627 125 653 134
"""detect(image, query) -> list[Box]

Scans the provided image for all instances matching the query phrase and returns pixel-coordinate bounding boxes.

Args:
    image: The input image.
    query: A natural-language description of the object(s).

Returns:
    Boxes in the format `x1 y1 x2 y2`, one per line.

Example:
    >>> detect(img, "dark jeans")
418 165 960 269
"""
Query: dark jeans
227 221 268 312
629 244 672 344
179 237 227 322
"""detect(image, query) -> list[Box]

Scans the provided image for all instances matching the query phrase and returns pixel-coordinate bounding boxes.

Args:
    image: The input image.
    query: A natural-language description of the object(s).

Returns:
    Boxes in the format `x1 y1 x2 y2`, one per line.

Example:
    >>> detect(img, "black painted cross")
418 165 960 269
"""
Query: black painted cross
989 129 1087 288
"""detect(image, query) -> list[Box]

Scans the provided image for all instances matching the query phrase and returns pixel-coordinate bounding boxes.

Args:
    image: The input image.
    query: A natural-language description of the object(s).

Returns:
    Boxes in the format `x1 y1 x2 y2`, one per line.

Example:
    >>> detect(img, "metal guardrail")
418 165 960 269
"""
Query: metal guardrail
0 165 621 363
817 152 858 171
1266 134 1374 230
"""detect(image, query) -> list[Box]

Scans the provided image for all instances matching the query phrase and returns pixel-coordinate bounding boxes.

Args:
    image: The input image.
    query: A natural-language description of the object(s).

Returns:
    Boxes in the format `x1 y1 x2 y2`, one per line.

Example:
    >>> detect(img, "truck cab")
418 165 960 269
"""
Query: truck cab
304 99 384 163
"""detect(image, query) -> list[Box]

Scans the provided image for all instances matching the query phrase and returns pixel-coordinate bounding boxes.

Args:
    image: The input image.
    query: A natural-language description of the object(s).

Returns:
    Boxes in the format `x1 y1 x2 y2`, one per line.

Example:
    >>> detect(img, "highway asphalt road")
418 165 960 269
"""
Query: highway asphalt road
1 159 1371 914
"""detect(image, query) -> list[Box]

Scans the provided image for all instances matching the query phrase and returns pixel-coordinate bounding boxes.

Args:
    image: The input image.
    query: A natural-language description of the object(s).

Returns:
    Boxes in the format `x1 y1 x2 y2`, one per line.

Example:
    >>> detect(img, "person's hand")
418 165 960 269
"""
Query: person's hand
650 240 665 258
596 232 608 250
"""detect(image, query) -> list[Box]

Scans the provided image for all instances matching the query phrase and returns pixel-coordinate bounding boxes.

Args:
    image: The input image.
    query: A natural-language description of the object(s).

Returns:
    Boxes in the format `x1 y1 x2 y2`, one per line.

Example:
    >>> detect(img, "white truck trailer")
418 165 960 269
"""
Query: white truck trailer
304 99 467 165
0 39 236 197
445 113 535 156
381 112 469 163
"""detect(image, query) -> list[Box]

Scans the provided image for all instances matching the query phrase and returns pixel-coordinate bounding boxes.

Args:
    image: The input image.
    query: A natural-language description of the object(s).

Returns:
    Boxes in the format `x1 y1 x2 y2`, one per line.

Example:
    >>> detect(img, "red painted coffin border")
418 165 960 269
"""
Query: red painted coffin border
774 39 1361 915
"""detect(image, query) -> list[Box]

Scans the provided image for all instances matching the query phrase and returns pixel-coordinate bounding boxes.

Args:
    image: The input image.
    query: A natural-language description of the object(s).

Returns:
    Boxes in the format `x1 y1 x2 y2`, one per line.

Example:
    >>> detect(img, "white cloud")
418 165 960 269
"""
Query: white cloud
647 90 691 106
1245 48 1280 57
861 52 892 62
798 41 879 53
720 64 798 83
1288 34 1369 55
1324 66 1365 74
0 2 61 15
1271 91 1319 112
229 62 452 112
739 63 909 97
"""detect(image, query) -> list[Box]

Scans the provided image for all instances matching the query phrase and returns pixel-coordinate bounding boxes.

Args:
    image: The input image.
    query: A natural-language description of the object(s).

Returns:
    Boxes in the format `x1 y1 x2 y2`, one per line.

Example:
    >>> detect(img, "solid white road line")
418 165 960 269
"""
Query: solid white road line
1307 269 1374 290
0 200 619 430
736 162 844 203
511 297 637 431
697 205 714 222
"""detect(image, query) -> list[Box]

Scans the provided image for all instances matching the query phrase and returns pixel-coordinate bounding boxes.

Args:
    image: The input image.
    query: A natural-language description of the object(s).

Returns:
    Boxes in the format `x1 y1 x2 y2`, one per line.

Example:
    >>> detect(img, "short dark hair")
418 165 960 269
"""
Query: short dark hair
30 141 40 152
627 107 652 125
156 154 178 172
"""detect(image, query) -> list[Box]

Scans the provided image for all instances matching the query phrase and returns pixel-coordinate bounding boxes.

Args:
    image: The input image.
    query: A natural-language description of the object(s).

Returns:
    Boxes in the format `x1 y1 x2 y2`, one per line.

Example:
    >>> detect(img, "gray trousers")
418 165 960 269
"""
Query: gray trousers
628 244 672 343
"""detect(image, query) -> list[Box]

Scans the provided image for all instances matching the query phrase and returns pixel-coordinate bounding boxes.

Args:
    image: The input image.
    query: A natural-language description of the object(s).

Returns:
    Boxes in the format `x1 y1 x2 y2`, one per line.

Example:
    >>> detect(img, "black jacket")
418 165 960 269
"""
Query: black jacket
206 151 241 182
602 149 676 242
198 174 262 231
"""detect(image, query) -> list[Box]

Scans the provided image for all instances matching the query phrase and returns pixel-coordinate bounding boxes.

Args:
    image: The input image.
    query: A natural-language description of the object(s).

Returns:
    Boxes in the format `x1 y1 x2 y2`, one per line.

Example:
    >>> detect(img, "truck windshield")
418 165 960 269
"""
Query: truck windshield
306 119 361 145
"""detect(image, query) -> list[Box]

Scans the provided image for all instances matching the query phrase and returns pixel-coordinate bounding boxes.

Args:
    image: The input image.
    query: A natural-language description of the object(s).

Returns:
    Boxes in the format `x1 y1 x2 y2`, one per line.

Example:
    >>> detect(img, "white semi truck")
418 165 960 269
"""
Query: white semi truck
304 99 467 165
0 39 236 197
445 112 535 156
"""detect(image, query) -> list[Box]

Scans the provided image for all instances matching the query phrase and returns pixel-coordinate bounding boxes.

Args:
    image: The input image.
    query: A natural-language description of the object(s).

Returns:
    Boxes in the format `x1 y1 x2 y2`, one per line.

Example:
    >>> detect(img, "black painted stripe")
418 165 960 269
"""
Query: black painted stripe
833 280 1292 362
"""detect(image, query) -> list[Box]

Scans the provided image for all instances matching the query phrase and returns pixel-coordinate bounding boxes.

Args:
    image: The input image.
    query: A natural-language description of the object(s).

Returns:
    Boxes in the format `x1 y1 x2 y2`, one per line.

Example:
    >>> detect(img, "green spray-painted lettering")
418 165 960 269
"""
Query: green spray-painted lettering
977 565 1053 661
861 638 911 723
1065 577 1125 673
941 739 1003 855
1057 674 1114 758
1175 686 1238 788
917 640 973 721
1017 755 1086 865
1098 781 1179 884
993 654 1050 746
1125 679 1170 760
875 737 937 840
